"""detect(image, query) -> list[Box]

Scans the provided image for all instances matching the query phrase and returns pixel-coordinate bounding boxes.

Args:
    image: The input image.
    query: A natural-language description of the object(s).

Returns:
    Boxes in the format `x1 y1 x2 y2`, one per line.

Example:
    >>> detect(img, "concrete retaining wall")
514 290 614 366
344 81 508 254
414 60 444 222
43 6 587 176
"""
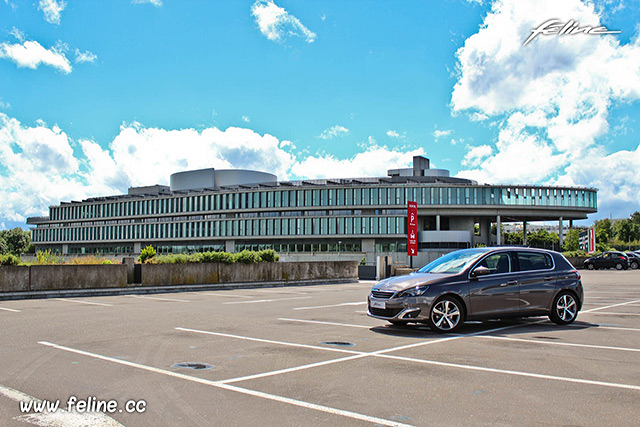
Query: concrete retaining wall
1 261 358 295
566 257 589 269
0 266 30 292
142 261 358 286
29 265 128 290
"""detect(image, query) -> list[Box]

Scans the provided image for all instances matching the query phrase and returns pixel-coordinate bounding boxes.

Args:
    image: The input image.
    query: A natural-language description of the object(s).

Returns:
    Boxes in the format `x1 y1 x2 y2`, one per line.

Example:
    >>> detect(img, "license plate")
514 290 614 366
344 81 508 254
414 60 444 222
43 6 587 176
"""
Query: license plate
370 299 386 309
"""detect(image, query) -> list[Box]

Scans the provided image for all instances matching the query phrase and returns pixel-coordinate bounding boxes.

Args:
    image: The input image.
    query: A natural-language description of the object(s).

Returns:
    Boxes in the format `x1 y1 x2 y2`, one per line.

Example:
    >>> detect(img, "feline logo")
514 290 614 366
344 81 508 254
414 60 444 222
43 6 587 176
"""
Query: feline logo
524 19 620 46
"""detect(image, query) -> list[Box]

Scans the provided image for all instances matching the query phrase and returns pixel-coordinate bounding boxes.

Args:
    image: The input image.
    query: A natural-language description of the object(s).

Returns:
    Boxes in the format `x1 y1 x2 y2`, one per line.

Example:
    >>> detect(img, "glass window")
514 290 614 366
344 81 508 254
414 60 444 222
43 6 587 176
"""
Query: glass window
516 252 553 271
476 252 512 275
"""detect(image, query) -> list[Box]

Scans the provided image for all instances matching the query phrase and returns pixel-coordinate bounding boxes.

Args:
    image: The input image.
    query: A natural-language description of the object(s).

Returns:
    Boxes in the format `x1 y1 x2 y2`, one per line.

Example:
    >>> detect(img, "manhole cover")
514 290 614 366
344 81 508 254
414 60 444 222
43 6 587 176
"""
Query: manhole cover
319 341 355 347
171 362 214 370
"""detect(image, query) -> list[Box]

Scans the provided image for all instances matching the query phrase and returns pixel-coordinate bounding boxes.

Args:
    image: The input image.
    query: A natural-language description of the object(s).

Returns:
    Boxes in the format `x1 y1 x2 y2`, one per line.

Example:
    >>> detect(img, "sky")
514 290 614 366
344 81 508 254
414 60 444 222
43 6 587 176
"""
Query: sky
1 0 640 229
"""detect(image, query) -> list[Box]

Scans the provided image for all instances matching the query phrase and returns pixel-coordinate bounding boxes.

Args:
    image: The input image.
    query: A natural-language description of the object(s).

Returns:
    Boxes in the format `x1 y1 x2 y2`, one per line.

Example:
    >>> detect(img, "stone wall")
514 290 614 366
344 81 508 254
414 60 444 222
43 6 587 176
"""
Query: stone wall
142 261 358 286
0 266 30 292
29 265 128 290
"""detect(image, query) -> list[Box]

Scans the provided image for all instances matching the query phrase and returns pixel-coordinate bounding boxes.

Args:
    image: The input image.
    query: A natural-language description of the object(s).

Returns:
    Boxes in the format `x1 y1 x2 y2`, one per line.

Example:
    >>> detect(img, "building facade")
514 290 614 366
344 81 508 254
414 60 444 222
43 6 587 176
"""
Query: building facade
27 157 597 265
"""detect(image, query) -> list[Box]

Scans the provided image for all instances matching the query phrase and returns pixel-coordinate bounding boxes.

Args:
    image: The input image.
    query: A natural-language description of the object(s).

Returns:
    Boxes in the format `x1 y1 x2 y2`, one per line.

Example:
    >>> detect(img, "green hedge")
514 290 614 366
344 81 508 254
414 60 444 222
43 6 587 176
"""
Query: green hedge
144 249 279 265
0 253 20 266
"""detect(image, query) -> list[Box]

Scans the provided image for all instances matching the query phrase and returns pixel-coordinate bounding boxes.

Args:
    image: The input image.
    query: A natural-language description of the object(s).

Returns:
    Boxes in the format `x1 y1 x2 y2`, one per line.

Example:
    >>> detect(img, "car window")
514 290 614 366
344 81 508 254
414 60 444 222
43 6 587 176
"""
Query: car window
516 252 552 271
476 253 511 275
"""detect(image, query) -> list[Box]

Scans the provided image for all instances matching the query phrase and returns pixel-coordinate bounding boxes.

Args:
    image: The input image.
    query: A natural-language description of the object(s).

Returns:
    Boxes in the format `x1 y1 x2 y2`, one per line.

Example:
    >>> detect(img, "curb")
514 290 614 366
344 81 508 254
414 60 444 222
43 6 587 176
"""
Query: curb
0 278 358 301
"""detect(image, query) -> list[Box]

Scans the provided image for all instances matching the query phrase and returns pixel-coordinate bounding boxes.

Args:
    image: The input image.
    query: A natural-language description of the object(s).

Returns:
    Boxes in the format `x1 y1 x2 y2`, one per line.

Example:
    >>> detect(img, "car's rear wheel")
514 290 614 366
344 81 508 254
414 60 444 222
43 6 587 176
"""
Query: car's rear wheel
428 296 463 333
586 263 594 270
631 261 638 270
615 263 623 270
549 292 578 325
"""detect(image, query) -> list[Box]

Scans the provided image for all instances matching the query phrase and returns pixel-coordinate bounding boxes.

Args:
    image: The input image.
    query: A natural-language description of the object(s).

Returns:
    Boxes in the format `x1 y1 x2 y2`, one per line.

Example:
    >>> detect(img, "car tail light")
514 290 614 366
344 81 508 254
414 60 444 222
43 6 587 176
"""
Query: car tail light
570 269 580 280
619 257 626 261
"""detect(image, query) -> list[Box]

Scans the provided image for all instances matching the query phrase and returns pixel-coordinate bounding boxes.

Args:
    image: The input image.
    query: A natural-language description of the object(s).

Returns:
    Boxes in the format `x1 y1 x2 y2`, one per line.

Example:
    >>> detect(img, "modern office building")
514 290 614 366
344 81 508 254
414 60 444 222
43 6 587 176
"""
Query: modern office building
27 157 598 265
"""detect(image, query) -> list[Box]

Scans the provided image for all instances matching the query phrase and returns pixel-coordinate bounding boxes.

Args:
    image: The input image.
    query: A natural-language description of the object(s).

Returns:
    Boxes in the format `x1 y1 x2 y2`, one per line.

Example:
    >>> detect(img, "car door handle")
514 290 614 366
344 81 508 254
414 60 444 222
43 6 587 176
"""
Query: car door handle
544 276 553 281
500 281 518 287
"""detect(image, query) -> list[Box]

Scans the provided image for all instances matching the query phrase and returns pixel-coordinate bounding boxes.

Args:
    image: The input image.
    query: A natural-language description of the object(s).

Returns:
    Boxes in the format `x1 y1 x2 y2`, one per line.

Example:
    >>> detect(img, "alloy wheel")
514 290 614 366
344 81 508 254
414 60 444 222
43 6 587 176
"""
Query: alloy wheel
555 294 577 323
430 299 461 332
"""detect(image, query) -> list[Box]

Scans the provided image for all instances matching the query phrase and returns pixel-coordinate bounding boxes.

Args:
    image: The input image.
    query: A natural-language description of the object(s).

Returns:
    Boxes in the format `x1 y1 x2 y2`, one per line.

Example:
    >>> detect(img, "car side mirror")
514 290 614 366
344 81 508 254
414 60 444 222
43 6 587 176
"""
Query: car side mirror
471 266 490 278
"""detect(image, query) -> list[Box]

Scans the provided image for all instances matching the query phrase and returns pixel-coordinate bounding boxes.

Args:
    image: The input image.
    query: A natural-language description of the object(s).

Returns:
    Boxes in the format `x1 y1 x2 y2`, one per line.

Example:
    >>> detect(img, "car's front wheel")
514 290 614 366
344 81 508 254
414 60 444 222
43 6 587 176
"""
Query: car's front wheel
428 296 464 333
549 292 578 325
631 261 639 270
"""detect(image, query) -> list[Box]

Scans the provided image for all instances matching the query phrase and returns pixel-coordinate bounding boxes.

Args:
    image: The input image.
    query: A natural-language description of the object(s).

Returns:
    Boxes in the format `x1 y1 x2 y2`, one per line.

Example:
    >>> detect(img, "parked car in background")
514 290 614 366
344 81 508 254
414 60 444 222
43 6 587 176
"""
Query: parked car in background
625 252 640 269
583 251 629 270
367 247 583 333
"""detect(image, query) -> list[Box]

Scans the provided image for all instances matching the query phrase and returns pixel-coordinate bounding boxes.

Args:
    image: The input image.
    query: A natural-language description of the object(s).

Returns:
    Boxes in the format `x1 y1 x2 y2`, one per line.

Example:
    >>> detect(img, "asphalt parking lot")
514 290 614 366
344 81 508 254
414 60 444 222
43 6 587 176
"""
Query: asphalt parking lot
1 270 639 427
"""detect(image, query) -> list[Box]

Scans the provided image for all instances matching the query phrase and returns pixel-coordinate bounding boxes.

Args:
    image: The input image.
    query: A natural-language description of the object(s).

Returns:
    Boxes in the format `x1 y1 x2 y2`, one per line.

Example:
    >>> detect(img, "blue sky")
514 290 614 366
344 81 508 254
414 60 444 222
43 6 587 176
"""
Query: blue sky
1 0 640 229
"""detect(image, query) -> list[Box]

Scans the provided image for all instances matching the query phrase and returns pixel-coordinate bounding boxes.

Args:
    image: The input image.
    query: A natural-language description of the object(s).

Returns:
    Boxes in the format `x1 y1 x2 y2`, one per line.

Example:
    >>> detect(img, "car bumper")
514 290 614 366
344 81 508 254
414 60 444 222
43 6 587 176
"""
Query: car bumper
366 296 433 322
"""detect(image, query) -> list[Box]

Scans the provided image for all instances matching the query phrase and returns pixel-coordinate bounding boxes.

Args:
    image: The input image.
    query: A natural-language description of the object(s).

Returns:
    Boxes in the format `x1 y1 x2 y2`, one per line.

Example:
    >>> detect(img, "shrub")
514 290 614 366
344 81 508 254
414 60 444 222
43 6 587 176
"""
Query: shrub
235 250 260 264
139 245 157 264
562 250 589 258
0 253 20 266
257 249 279 263
66 255 112 265
35 250 61 265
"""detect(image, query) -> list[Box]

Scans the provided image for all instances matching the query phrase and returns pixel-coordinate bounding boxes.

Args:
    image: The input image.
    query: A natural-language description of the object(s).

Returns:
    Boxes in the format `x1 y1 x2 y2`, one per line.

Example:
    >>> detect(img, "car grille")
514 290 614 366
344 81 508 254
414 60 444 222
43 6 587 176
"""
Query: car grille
369 307 403 318
371 290 395 299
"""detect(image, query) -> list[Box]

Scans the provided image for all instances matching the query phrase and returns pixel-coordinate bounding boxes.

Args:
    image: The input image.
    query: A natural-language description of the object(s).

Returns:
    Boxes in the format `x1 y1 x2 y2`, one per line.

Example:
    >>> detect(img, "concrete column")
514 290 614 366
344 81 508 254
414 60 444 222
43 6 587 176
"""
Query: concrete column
62 244 69 255
569 219 573 229
436 215 441 231
133 242 141 254
523 221 527 246
559 217 563 248
226 240 235 253
496 215 502 245
480 219 490 246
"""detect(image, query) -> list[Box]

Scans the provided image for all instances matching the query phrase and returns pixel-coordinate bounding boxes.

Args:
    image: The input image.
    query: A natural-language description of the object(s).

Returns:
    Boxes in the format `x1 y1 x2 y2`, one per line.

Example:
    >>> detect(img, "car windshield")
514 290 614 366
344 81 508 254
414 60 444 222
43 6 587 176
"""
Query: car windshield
417 248 487 274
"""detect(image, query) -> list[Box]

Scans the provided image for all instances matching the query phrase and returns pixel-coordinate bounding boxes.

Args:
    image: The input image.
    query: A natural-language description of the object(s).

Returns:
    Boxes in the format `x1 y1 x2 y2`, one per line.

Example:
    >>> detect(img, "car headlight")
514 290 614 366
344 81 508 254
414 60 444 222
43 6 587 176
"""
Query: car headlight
396 286 430 298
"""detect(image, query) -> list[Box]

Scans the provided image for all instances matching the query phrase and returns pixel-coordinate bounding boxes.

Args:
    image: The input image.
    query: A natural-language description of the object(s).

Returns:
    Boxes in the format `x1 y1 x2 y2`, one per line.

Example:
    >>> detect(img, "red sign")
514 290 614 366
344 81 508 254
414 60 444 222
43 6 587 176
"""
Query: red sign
407 201 418 256
588 227 596 253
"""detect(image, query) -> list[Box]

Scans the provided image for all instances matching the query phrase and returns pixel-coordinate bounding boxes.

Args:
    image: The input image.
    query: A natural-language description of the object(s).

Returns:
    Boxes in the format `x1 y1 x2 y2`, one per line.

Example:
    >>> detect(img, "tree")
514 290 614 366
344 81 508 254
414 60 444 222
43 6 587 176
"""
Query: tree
0 235 7 254
527 230 559 250
0 228 31 255
563 228 580 252
503 232 523 245
595 219 612 246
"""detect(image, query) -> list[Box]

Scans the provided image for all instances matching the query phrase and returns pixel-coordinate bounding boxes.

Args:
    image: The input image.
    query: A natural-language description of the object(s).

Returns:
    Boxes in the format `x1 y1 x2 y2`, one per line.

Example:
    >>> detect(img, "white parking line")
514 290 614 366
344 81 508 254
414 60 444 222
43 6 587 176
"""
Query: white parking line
37 341 415 427
197 293 253 298
584 312 640 316
129 295 189 303
476 335 640 353
278 318 373 329
293 302 367 310
174 323 640 392
0 306 21 313
223 296 312 305
55 298 113 307
567 324 640 332
582 299 640 313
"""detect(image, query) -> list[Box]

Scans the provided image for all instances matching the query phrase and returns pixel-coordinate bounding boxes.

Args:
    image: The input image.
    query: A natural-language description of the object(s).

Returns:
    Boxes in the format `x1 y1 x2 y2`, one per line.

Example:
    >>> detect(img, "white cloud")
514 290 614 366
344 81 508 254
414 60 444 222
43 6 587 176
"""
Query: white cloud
386 130 407 139
251 0 317 44
318 125 348 140
38 0 66 25
452 0 640 216
9 27 25 42
433 129 452 139
0 97 9 109
0 40 72 73
132 0 162 6
0 114 432 225
290 145 426 179
74 49 97 64
241 115 250 123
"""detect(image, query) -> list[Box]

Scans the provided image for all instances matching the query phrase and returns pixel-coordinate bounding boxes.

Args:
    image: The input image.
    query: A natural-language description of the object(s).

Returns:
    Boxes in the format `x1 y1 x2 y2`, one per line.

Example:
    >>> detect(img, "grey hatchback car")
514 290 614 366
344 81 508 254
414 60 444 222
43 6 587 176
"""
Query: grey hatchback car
368 247 583 333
